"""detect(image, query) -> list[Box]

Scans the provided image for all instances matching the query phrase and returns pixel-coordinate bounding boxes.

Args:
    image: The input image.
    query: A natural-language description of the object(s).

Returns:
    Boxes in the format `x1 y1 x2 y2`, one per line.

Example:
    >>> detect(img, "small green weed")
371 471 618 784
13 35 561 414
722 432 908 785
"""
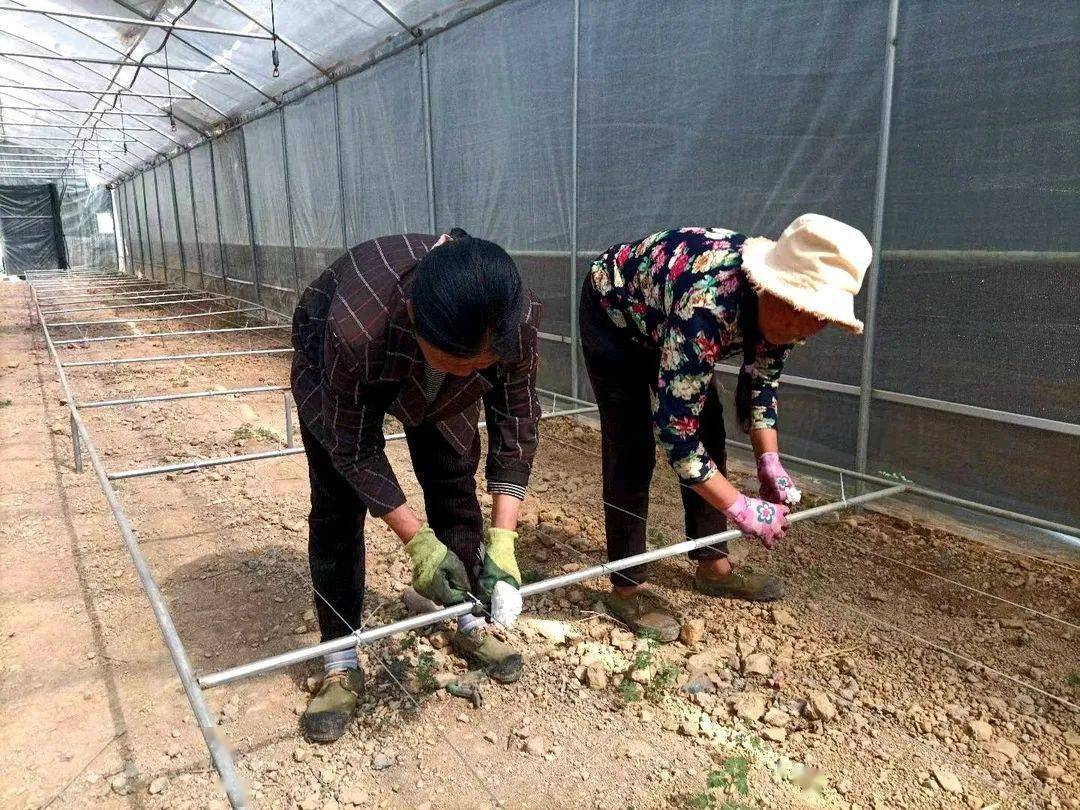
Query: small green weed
1068 671 1080 688
0 398 12 408
686 757 752 808
623 628 677 703
233 423 281 443
415 651 438 694
618 679 641 703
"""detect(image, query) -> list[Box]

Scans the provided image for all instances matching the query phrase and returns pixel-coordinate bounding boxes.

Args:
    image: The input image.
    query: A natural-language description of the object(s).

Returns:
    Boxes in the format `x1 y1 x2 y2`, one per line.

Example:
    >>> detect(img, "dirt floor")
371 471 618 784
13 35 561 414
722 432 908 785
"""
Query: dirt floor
1 278 1078 810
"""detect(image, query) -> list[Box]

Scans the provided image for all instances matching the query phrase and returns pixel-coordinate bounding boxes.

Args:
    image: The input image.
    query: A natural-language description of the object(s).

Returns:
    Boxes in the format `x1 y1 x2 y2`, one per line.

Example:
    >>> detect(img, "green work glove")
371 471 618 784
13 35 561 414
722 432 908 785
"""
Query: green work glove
404 524 470 606
479 527 522 601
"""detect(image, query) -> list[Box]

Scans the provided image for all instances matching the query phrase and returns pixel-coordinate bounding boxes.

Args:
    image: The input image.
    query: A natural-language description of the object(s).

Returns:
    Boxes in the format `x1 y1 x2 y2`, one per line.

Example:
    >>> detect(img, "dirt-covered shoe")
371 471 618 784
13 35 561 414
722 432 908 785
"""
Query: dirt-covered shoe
301 667 364 743
450 625 524 684
603 588 681 643
694 566 785 602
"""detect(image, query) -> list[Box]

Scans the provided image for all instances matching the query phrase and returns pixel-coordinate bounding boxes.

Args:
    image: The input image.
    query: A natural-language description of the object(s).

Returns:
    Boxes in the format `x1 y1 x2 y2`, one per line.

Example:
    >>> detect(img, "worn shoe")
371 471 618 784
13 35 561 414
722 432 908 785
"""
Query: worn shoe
694 566 785 602
603 588 681 643
301 667 365 743
450 625 524 684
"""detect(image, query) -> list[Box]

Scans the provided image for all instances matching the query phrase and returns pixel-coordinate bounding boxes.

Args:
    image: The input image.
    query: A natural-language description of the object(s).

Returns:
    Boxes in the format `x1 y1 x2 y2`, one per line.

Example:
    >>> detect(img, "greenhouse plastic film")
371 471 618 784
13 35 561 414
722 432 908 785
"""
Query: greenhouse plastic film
338 50 430 246
285 87 344 287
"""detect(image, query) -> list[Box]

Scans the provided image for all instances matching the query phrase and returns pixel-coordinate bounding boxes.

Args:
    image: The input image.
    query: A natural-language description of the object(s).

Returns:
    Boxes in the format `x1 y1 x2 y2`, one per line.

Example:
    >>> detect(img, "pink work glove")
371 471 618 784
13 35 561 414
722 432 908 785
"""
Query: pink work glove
757 452 802 505
724 493 789 550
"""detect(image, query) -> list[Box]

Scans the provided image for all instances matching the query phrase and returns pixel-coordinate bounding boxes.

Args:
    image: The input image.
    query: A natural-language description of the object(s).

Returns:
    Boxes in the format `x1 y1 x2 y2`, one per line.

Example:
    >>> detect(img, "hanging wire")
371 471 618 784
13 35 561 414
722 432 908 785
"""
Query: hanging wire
269 0 281 78
119 95 128 154
164 41 177 131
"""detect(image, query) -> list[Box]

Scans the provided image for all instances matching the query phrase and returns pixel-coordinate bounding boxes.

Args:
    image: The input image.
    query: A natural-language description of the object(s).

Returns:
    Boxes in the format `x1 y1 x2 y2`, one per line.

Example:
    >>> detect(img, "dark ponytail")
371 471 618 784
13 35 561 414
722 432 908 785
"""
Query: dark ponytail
411 229 526 359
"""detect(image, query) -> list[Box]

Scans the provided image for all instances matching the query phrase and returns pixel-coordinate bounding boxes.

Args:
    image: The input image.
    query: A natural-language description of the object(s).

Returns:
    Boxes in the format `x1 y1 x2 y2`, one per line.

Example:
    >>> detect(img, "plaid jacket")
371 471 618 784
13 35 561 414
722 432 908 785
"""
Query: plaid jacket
291 233 541 517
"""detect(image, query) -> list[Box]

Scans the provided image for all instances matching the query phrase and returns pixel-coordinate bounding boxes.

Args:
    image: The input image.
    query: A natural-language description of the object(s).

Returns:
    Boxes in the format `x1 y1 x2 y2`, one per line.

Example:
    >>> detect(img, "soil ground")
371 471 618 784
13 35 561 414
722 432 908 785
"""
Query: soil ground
1 278 1078 810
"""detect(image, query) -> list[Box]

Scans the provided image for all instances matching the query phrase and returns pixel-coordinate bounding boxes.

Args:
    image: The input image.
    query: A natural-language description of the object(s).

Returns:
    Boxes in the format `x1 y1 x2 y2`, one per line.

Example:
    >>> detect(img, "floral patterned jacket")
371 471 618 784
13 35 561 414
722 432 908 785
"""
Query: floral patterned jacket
588 227 793 485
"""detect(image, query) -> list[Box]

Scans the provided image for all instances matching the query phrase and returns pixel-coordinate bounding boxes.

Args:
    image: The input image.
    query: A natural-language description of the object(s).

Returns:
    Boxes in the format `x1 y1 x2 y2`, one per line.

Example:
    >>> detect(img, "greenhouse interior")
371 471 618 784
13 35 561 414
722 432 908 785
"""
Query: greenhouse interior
0 2 1077 809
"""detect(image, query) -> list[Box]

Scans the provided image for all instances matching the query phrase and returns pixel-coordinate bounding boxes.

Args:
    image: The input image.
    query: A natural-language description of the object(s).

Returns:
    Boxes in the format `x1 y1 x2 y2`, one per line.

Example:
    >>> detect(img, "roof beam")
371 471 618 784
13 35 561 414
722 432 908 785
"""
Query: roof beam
0 51 230 74
0 84 193 100
0 120 149 132
0 106 171 118
0 5 275 39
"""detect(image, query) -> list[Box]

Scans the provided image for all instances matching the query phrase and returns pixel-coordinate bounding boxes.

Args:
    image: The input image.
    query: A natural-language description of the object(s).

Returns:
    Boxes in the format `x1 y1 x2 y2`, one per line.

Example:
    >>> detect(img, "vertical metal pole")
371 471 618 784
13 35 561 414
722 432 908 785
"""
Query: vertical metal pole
568 0 581 400
283 391 294 447
139 173 155 281
186 151 206 290
419 44 437 233
333 83 348 249
151 166 168 286
109 187 125 274
280 109 301 295
208 139 231 300
238 128 264 311
129 182 146 277
168 159 187 282
70 411 83 473
854 0 900 475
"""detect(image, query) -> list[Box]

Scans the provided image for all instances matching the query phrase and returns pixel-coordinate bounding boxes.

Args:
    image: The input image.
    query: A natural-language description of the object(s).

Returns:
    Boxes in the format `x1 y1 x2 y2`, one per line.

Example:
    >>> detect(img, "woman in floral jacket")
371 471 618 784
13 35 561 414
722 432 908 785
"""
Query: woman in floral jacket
579 214 871 641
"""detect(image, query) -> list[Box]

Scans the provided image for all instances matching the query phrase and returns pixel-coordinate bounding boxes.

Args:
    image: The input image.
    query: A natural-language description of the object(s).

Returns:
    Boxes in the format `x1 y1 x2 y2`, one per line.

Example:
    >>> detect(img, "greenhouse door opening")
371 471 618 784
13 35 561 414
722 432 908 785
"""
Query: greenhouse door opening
0 184 67 276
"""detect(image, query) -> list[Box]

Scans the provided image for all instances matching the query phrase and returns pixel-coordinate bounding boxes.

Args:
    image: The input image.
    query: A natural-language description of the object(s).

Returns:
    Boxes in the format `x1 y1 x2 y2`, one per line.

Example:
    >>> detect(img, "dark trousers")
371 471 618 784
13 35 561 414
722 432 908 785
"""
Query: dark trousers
299 418 484 642
579 280 728 587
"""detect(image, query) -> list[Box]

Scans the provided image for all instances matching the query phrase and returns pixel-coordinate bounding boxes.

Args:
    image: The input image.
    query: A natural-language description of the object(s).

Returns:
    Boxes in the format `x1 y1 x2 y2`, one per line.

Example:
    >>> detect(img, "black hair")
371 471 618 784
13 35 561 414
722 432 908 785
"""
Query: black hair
411 228 526 359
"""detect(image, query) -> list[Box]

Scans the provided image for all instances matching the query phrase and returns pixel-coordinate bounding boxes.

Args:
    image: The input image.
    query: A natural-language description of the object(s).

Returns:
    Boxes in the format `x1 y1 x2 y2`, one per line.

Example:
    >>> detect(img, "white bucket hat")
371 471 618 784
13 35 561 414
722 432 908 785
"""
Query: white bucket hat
741 213 872 334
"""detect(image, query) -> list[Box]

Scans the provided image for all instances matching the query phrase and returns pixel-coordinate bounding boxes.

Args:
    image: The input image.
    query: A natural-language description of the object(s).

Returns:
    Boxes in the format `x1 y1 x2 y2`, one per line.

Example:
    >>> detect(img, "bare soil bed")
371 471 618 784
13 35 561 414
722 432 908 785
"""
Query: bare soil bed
1 280 1077 810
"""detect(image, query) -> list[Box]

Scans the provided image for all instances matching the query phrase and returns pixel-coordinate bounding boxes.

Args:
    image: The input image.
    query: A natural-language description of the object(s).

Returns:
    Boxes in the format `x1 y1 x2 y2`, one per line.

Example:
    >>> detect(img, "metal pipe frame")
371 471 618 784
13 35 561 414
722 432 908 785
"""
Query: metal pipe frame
42 289 188 306
0 85 195 100
26 282 250 808
722 438 1080 539
49 306 263 329
62 347 294 369
420 44 436 233
0 106 172 118
0 4 227 125
1 123 149 132
855 0 900 475
54 324 289 345
81 384 290 410
0 4 274 39
199 482 910 689
41 294 231 315
0 51 230 73
711 364 1080 439
38 282 169 298
107 402 601 481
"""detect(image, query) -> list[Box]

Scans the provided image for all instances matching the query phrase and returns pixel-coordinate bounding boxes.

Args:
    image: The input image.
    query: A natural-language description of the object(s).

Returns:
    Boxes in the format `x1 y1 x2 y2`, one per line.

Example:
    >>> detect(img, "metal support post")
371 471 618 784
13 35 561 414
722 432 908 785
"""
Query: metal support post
283 391 295 447
279 109 301 296
854 0 900 475
152 168 169 285
70 411 83 473
333 83 348 249
420 45 436 232
186 152 206 290
208 140 231 300
237 129 263 306
169 159 188 284
569 0 581 400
